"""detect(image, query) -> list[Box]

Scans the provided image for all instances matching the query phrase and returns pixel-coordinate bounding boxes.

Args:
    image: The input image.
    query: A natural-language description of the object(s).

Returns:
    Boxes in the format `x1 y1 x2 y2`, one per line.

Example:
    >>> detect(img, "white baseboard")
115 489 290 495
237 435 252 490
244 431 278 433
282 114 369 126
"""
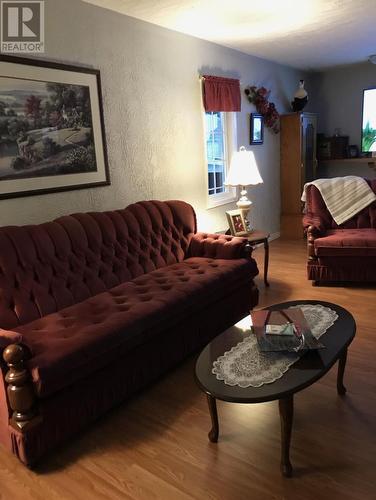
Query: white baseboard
269 231 280 242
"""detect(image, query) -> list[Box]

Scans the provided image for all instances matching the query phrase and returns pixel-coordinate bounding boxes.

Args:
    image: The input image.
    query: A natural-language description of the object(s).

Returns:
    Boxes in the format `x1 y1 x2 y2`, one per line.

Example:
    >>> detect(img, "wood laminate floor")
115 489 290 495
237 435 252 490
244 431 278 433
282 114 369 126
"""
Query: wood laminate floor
0 239 375 500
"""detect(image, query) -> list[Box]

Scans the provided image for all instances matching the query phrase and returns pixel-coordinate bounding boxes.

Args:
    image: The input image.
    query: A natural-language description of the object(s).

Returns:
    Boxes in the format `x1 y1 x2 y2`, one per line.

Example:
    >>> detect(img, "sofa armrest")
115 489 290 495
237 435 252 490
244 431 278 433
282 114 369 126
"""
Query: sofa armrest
189 232 251 260
302 211 328 262
0 330 24 421
302 184 331 234
302 213 327 235
306 225 322 262
0 328 23 350
1 343 41 432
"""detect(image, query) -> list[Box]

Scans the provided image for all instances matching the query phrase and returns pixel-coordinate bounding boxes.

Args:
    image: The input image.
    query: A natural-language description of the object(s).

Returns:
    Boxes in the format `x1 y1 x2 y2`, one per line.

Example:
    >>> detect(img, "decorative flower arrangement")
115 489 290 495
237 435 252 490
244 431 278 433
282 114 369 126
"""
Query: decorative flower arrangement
244 86 280 133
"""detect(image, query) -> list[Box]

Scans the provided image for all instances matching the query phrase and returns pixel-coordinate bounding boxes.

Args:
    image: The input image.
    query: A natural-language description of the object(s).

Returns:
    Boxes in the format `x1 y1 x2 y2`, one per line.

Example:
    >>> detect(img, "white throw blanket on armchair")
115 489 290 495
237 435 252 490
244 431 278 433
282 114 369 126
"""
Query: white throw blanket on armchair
301 176 376 226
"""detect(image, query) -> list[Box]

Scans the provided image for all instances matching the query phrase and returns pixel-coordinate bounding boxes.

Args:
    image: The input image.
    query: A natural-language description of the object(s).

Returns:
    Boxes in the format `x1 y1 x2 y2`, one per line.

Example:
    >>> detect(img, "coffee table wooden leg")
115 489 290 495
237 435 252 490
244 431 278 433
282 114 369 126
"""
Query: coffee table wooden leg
337 348 348 396
278 396 293 477
264 238 270 287
207 395 219 443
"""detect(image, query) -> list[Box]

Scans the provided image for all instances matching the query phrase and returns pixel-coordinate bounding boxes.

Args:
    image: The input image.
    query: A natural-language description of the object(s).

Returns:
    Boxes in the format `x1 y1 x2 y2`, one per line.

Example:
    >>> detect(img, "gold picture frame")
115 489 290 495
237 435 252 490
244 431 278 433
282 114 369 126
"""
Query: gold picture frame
226 209 248 236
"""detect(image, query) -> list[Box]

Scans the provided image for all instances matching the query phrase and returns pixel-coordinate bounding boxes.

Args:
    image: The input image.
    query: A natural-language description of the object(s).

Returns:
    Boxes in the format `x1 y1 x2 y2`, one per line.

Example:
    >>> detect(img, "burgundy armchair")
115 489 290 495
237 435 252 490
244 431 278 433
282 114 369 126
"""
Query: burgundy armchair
303 179 376 284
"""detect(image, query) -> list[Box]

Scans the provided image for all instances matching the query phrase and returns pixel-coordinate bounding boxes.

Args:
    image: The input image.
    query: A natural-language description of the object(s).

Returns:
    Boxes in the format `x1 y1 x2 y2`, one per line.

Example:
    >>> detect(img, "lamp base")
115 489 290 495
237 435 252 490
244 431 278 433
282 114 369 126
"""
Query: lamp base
242 213 254 233
236 188 253 232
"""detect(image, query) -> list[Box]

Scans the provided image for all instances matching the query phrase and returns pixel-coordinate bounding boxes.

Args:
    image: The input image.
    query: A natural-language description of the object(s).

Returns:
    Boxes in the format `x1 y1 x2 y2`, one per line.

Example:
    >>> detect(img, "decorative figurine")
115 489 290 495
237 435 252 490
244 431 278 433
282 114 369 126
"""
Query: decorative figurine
291 80 308 112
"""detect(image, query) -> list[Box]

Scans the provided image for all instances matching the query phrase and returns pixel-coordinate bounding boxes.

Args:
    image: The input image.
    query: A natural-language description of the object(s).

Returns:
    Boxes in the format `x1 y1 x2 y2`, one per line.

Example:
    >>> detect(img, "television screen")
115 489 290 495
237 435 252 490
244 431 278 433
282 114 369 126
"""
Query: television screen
361 88 376 153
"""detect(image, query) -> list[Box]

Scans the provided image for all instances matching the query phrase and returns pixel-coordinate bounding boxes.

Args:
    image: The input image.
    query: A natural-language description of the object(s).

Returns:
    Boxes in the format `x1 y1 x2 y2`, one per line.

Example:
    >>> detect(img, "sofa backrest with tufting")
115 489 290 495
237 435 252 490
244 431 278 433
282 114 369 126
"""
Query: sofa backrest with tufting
0 200 197 329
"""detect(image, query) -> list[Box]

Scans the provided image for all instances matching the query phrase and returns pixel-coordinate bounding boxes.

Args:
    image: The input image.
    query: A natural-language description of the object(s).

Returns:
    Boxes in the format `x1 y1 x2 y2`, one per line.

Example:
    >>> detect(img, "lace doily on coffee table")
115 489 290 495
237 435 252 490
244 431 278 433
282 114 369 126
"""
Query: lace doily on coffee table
212 304 338 388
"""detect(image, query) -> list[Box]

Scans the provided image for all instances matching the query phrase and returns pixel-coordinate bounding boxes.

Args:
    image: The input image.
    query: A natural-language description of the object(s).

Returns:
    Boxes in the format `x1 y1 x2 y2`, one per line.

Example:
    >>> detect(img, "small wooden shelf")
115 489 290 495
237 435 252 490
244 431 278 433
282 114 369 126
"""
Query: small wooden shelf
319 158 376 164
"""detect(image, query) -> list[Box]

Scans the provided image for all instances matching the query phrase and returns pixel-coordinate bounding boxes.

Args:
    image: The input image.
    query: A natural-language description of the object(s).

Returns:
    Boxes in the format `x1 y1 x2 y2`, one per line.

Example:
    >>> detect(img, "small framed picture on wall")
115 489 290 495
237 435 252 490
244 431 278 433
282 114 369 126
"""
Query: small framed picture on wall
226 209 248 236
250 113 264 145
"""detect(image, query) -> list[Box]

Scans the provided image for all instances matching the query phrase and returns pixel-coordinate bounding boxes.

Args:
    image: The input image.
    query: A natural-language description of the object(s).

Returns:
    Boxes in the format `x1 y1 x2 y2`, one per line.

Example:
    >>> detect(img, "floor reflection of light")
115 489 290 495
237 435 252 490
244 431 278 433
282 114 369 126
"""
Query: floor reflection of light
221 400 276 431
223 401 273 416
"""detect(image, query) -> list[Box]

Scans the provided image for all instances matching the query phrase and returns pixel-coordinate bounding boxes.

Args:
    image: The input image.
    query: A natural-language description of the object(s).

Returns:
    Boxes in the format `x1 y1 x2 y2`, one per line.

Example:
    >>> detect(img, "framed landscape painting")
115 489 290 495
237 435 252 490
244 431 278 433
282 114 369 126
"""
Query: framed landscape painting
0 55 109 199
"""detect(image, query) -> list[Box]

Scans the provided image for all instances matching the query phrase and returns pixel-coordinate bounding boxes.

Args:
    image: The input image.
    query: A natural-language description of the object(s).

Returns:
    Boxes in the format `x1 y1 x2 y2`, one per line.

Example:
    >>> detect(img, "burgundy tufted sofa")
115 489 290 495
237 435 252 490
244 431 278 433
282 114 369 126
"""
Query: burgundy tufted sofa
303 179 376 284
0 200 259 465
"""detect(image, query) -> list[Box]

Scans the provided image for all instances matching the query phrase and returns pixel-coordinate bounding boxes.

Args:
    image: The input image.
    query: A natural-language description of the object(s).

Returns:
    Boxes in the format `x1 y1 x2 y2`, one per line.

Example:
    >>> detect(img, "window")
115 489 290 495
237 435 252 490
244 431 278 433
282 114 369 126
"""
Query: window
206 111 226 196
204 111 236 208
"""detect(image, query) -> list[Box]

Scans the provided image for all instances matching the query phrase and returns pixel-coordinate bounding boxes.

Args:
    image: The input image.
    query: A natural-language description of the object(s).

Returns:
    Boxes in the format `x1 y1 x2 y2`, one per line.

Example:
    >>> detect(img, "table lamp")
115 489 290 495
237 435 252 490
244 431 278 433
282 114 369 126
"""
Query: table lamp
225 147 263 232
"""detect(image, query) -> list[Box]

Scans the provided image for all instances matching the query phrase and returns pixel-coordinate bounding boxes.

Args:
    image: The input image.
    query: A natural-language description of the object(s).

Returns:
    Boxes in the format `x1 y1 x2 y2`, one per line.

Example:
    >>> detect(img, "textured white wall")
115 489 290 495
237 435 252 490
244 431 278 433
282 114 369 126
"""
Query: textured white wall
316 62 376 145
314 62 376 179
0 0 308 233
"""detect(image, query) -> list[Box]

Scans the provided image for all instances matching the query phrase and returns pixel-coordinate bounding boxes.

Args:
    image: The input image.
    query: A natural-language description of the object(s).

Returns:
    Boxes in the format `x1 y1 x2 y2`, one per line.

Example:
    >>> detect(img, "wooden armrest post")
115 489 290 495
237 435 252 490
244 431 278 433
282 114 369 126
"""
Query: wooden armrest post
3 344 41 432
307 226 318 262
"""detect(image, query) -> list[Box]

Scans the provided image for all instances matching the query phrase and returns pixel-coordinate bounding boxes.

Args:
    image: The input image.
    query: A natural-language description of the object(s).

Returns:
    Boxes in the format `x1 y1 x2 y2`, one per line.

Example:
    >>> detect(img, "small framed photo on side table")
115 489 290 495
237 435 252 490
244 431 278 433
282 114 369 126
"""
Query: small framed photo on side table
226 209 248 236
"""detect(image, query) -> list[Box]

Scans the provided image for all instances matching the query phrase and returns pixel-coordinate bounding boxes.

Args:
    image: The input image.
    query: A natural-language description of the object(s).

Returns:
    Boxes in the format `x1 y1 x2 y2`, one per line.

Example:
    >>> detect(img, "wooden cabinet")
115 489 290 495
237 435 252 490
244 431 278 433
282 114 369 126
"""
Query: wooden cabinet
280 112 317 239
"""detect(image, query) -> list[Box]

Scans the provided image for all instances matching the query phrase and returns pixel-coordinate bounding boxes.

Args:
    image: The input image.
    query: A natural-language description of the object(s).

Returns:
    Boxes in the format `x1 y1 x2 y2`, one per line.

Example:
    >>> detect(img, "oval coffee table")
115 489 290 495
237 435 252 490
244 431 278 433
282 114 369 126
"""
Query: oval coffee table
195 300 356 477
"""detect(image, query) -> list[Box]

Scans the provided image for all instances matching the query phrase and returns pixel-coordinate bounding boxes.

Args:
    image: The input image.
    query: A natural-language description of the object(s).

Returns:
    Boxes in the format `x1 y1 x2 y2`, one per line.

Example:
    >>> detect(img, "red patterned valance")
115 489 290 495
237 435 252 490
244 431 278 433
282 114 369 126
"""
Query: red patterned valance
202 75 241 112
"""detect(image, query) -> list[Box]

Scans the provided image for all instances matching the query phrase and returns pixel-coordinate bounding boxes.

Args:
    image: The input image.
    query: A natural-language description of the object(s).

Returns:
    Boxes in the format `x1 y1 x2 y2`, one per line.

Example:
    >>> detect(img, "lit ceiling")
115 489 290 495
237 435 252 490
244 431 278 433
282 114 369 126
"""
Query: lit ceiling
82 0 376 70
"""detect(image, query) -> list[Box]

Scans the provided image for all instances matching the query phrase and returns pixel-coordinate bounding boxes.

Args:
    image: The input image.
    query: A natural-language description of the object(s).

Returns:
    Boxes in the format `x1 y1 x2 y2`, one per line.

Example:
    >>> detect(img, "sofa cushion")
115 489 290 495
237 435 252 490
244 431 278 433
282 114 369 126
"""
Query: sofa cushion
314 228 376 257
15 257 258 398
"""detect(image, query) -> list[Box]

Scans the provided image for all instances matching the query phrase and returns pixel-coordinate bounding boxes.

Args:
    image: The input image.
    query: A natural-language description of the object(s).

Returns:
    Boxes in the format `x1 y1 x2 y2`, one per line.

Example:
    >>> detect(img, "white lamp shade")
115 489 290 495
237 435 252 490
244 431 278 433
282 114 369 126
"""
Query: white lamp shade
225 147 263 187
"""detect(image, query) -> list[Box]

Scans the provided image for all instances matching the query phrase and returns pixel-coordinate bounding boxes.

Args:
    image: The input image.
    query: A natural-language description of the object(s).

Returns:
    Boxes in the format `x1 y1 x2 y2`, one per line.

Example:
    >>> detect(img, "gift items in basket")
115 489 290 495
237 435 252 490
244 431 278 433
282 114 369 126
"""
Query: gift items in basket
251 308 325 353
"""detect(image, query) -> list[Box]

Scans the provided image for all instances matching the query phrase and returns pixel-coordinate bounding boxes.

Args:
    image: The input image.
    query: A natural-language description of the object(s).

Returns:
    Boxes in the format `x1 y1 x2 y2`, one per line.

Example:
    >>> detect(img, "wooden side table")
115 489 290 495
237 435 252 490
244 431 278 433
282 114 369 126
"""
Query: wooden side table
222 229 270 286
246 230 270 287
